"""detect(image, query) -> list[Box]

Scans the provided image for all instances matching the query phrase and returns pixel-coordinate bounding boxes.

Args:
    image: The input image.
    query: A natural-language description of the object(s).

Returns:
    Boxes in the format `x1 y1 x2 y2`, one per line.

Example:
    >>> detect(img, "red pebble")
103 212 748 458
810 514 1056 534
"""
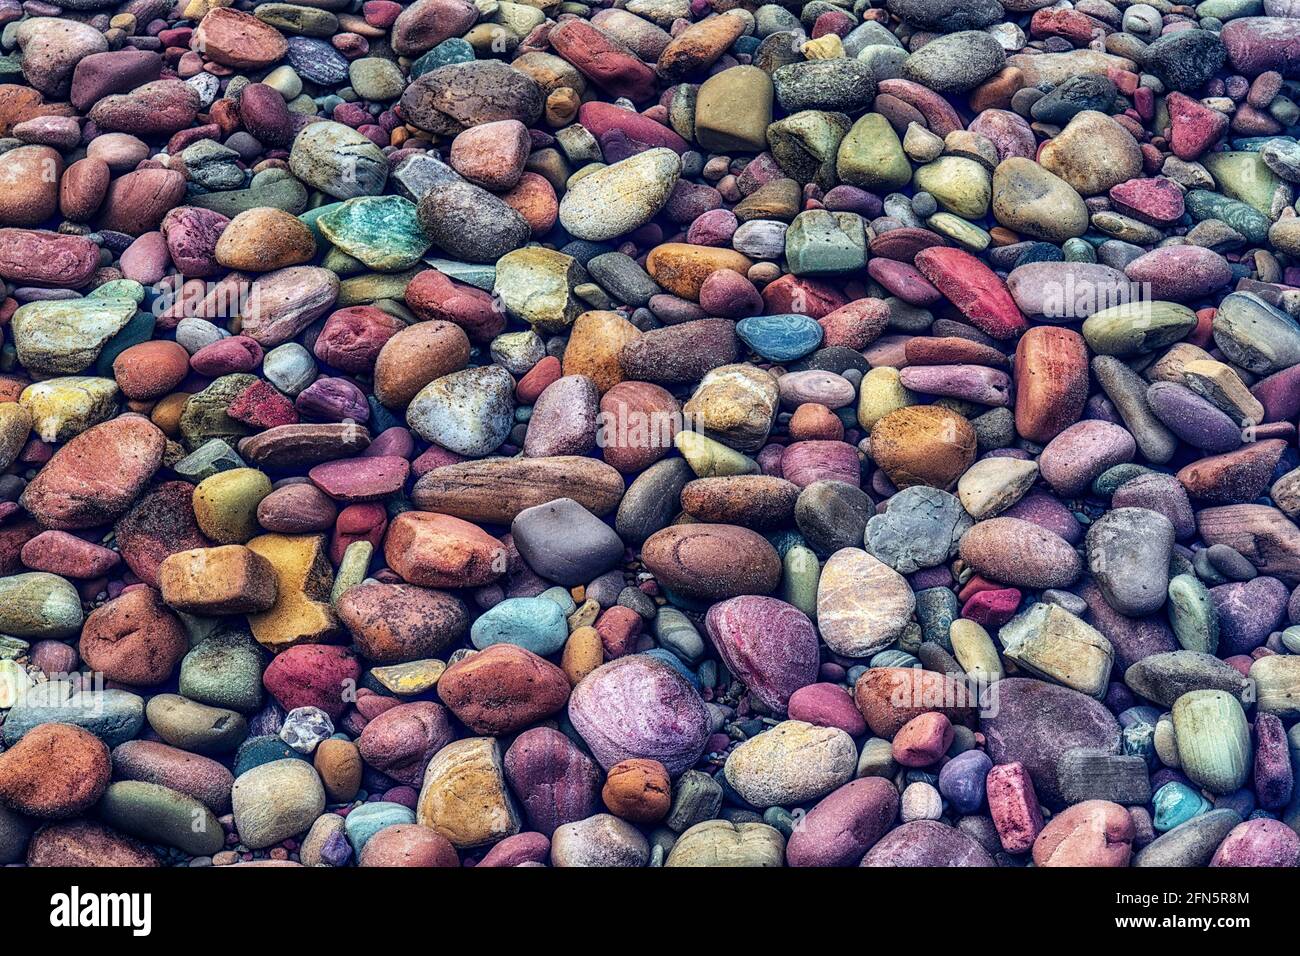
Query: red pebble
986 761 1044 854
516 356 562 404
227 379 299 428
891 712 954 767
330 502 387 564
914 247 1027 340
961 587 1021 628
594 605 642 658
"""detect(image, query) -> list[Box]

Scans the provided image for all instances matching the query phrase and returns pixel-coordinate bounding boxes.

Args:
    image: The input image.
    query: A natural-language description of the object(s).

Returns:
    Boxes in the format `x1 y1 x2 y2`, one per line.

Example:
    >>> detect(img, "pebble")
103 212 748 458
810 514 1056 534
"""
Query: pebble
723 720 857 807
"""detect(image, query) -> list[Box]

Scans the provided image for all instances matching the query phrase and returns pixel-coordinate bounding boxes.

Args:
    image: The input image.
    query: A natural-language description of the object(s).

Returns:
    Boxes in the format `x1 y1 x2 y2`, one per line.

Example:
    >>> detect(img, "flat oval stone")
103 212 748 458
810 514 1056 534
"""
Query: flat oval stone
959 516 1083 589
724 720 857 807
816 547 916 657
20 415 165 530
736 314 825 362
559 148 681 242
641 523 781 601
412 456 625 524
1039 420 1137 496
704 596 819 713
568 654 710 774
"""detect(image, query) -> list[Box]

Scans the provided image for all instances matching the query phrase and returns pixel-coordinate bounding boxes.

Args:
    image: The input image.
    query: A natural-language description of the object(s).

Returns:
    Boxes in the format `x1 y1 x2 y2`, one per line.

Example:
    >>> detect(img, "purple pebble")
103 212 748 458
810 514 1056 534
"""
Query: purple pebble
938 749 993 815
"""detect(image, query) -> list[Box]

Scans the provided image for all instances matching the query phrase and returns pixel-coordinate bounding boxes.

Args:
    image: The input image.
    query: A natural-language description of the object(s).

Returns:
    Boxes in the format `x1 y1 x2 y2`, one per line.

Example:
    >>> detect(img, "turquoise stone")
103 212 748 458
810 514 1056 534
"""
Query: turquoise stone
1152 781 1212 832
299 201 346 244
318 196 430 272
470 596 569 655
2 686 144 747
411 38 475 77
344 802 416 855
736 314 824 362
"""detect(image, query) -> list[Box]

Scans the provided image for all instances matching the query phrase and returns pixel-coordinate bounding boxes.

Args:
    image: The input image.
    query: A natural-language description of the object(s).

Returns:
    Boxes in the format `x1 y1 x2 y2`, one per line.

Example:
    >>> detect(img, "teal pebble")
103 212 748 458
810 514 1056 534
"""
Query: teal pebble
470 597 569 655
1153 781 1212 832
412 38 475 77
914 587 959 650
344 802 416 855
736 314 824 363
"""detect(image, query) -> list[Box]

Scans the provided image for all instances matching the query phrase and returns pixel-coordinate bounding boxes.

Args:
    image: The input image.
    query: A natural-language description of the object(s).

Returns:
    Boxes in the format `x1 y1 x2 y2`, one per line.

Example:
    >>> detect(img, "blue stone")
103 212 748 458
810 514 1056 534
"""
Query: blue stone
344 801 416 855
412 39 475 77
470 596 568 655
914 587 959 648
1153 781 1212 832
2 687 144 748
937 750 992 814
736 314 824 362
286 36 349 85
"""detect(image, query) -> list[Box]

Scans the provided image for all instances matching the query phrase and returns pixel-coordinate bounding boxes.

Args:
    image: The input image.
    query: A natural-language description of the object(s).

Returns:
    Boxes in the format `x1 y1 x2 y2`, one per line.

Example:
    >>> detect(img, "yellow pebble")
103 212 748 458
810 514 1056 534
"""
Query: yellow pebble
561 626 604 686
801 35 844 60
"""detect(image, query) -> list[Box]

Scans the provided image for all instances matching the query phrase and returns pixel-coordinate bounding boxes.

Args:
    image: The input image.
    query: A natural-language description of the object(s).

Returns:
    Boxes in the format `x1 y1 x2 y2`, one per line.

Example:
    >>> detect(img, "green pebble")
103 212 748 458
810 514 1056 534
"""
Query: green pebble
331 541 374 605
1167 574 1219 655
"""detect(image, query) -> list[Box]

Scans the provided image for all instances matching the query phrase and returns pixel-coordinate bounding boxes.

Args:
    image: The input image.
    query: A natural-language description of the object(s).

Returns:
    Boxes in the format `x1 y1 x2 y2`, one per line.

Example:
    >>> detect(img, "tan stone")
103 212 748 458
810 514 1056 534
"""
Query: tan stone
244 533 340 650
562 310 642 394
416 736 521 848
645 243 753 301
681 363 779 454
158 545 278 615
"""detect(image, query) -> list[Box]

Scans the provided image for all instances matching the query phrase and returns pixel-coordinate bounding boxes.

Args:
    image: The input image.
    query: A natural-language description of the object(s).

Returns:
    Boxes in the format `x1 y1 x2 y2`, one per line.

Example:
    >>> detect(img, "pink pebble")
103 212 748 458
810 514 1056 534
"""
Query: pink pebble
986 761 1044 854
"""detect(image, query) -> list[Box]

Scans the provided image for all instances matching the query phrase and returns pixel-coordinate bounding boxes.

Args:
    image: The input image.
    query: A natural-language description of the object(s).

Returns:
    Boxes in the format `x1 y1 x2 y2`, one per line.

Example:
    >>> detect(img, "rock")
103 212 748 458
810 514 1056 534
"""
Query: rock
568 655 709 774
416 737 522 849
860 819 994 866
724 720 857 807
641 523 781 601
97 781 224 855
503 727 601 835
407 366 515 456
192 8 289 70
357 701 455 786
560 148 681 242
1033 800 1135 866
704 596 818 713
551 814 649 867
960 516 1082 589
289 121 388 199
665 819 785 867
981 677 1121 806
231 758 326 849
338 583 467 664
438 645 569 735
0 723 110 819
79 587 187 686
1085 508 1176 616
20 416 165 529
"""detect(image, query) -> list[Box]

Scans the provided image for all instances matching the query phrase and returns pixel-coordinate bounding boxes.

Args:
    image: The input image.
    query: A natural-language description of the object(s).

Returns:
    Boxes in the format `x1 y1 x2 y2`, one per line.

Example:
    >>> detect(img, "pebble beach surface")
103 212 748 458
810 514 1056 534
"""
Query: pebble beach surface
1 0 1300 872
